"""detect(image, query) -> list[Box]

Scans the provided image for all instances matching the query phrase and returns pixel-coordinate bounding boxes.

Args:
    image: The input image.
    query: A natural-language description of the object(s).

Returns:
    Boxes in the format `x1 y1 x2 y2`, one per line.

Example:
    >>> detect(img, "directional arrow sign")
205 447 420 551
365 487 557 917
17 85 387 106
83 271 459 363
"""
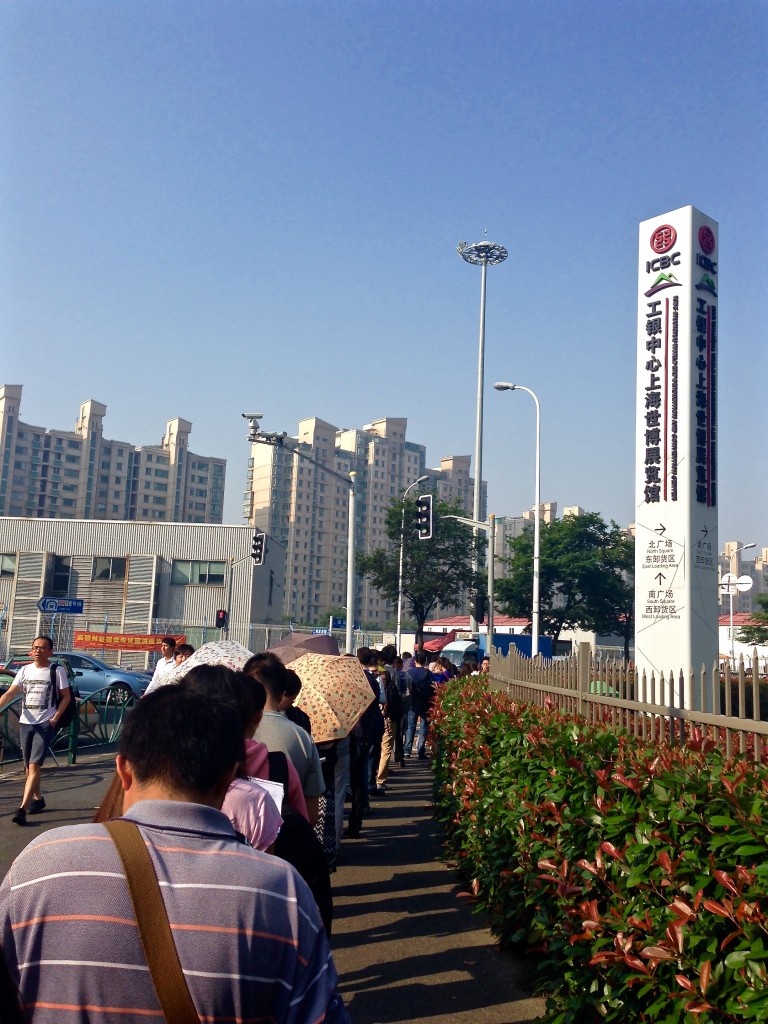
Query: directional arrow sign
655 573 666 585
654 524 666 536
37 597 85 614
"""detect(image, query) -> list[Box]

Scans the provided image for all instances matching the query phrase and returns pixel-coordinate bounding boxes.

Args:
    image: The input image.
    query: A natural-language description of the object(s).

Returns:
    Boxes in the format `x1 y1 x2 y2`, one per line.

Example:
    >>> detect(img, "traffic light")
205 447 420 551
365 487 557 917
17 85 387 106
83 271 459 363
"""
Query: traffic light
251 531 266 565
416 494 433 540
470 590 486 623
215 609 228 629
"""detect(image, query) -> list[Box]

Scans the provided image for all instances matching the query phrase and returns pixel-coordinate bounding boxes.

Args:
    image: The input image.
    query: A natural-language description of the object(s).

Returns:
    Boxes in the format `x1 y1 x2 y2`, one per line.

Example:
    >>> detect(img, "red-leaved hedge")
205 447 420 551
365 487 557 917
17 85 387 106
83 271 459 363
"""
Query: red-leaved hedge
431 676 768 1022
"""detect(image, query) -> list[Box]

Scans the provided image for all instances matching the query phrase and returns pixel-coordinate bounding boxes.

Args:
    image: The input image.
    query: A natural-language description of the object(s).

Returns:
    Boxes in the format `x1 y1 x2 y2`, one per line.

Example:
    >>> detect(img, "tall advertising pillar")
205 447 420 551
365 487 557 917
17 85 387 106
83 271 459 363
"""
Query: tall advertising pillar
634 206 719 706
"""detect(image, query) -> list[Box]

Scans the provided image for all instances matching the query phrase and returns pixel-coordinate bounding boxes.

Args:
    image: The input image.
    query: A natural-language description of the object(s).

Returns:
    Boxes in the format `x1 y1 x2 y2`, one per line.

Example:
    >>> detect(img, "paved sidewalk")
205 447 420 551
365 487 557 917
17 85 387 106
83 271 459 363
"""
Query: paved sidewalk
0 748 118 873
331 759 545 1023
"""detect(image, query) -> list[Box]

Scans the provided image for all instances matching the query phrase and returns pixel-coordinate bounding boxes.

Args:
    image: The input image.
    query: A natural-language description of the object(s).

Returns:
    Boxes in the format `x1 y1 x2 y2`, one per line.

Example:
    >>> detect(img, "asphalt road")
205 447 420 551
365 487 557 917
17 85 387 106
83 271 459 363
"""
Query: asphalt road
0 749 546 1023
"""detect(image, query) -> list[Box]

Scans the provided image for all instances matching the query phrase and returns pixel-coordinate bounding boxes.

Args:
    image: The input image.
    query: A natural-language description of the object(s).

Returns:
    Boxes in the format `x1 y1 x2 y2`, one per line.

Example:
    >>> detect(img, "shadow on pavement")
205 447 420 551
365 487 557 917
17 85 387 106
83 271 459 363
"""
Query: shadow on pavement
331 761 545 1024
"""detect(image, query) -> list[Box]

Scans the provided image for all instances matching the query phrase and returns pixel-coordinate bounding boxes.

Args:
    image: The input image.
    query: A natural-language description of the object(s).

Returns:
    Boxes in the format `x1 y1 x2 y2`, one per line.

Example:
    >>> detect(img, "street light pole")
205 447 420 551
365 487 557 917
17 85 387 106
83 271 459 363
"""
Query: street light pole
345 472 357 655
244 414 359 654
397 475 429 653
443 512 496 655
494 382 541 658
722 542 756 670
458 239 507 633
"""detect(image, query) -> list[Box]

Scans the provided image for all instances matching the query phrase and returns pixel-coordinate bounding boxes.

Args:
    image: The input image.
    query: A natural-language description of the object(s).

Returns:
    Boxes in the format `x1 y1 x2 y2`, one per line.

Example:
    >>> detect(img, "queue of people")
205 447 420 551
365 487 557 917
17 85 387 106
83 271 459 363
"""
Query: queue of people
0 634 474 1022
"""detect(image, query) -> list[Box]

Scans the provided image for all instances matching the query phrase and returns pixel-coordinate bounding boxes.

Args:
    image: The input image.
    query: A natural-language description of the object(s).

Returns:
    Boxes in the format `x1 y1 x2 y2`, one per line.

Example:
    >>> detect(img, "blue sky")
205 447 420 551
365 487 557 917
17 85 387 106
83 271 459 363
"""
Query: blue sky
2 1 765 550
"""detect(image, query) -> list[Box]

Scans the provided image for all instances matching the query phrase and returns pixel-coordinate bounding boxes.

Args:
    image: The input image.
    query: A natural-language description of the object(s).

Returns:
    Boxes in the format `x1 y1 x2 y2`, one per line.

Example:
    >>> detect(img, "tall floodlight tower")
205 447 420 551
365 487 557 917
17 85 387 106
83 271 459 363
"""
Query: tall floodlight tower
634 206 719 707
457 238 508 633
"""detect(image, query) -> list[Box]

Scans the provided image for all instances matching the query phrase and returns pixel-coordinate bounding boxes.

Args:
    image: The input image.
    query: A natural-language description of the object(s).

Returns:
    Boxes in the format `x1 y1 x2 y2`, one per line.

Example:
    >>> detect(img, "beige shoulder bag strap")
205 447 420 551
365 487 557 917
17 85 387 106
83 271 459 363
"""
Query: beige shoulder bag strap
105 819 200 1024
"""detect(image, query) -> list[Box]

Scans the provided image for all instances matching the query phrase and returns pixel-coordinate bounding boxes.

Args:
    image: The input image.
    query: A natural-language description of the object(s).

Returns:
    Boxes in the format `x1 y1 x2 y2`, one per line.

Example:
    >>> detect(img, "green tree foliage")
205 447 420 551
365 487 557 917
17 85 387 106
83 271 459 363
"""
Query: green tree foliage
357 495 480 648
495 511 635 657
736 593 768 647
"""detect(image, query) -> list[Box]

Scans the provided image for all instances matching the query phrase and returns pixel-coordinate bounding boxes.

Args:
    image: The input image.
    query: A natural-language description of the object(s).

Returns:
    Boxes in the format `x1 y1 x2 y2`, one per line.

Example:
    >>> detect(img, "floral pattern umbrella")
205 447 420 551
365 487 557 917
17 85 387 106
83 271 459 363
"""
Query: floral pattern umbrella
291 653 375 743
160 640 254 688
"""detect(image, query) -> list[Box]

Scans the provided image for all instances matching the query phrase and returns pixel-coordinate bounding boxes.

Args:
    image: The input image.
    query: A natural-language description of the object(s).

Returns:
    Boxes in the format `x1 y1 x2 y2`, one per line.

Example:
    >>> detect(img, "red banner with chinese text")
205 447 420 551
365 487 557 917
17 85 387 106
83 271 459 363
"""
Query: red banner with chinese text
73 631 186 652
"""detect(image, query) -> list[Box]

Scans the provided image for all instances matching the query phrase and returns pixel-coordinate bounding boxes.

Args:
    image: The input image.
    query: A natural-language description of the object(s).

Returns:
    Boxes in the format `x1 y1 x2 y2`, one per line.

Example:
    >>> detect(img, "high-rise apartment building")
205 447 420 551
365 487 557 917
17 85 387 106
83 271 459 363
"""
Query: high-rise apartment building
0 385 225 523
243 416 485 627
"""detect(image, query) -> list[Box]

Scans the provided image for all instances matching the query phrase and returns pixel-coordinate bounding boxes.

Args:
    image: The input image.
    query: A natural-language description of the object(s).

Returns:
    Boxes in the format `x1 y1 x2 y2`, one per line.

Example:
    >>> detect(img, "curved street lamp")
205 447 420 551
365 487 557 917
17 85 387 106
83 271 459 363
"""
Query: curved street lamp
721 542 756 670
494 382 541 658
397 475 429 652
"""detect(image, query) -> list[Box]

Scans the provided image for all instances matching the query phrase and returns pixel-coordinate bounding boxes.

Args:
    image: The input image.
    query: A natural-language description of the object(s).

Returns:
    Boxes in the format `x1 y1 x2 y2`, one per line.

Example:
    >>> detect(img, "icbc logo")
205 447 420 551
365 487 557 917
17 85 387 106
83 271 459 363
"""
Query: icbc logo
650 224 677 254
698 226 716 255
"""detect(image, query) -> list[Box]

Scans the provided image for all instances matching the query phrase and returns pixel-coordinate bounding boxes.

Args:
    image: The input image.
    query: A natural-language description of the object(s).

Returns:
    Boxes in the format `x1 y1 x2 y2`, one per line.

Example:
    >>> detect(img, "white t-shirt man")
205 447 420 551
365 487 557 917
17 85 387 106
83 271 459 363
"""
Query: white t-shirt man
14 663 70 725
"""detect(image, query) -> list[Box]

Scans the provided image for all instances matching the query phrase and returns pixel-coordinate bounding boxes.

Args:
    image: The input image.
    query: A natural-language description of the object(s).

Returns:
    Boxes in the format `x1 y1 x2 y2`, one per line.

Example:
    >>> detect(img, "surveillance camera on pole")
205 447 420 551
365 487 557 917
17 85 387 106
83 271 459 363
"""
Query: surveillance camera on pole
241 413 264 440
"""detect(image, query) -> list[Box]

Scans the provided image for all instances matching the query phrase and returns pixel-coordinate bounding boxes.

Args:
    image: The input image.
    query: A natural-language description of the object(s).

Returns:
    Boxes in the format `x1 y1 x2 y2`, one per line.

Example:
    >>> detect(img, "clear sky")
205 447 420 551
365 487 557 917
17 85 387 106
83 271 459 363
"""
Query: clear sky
2 1 766 551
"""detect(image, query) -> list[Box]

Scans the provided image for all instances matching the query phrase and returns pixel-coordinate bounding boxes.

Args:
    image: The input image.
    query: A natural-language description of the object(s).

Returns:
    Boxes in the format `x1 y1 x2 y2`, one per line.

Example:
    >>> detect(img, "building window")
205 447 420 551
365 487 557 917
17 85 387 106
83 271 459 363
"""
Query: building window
52 556 71 595
171 560 226 586
92 557 127 582
0 554 17 578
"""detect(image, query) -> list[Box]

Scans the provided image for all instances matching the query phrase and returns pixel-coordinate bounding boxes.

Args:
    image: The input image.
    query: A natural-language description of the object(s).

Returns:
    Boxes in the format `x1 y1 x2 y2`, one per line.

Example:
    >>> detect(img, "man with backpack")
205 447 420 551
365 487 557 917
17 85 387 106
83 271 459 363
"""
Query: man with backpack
375 644 406 789
0 636 71 825
405 650 436 760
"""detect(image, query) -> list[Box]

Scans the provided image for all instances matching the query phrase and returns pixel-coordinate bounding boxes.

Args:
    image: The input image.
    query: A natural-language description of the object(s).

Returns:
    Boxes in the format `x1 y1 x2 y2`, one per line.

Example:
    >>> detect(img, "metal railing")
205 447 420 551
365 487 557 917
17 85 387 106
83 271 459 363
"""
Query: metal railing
489 642 768 762
0 686 138 769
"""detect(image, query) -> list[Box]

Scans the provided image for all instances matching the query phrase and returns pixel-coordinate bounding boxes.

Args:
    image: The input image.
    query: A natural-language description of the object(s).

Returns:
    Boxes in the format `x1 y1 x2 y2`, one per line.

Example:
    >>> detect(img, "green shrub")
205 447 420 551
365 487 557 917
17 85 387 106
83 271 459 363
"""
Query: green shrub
432 677 768 1022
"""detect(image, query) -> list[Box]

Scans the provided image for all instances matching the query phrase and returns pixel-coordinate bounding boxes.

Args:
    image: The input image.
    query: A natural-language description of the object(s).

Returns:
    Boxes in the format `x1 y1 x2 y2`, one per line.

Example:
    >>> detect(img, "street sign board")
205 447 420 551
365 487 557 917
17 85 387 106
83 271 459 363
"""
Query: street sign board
312 628 330 636
37 598 85 614
331 617 346 629
634 206 719 704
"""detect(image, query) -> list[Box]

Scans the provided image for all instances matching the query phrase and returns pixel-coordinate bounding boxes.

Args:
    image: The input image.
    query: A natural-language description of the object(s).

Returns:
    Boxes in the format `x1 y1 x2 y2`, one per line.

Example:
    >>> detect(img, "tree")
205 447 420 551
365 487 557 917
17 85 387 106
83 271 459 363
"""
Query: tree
495 511 635 657
736 594 768 647
357 495 480 649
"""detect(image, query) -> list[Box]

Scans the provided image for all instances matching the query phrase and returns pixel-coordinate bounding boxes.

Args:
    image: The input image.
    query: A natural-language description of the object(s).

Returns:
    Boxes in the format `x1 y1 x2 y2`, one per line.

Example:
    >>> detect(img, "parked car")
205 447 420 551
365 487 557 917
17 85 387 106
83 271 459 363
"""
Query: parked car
0 668 16 694
0 658 29 675
52 652 149 699
0 656 77 697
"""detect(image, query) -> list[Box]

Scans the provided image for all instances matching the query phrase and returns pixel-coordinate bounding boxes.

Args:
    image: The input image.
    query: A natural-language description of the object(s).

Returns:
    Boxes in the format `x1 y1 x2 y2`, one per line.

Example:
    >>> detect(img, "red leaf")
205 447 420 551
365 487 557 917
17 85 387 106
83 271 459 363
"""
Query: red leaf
600 841 625 862
640 945 676 960
670 898 693 918
612 772 642 794
658 851 673 874
675 974 696 993
714 870 738 894
624 956 650 973
702 899 732 919
699 959 711 994
685 1002 716 1014
666 921 685 954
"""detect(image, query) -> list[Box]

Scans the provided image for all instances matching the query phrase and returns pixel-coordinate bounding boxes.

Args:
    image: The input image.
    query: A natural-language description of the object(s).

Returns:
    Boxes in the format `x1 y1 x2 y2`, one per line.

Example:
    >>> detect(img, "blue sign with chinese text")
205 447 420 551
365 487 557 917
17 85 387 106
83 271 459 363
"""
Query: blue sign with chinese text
37 598 85 614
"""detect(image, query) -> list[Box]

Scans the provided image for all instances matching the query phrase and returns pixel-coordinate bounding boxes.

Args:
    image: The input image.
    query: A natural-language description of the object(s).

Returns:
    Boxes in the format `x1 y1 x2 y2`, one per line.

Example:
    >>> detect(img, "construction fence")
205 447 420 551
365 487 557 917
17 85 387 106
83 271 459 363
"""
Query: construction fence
12 618 385 670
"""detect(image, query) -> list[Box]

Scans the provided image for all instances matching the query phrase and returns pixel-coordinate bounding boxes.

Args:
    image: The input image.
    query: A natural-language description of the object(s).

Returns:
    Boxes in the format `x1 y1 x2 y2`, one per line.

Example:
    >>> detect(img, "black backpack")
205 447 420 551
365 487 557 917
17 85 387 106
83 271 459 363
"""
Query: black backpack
382 666 404 720
49 665 79 732
266 751 333 936
410 667 436 717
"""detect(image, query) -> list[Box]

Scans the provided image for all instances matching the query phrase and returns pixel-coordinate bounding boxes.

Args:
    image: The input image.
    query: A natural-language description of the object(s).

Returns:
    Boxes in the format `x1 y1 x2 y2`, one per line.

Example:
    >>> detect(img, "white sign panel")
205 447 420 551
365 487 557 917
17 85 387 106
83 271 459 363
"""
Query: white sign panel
634 206 719 705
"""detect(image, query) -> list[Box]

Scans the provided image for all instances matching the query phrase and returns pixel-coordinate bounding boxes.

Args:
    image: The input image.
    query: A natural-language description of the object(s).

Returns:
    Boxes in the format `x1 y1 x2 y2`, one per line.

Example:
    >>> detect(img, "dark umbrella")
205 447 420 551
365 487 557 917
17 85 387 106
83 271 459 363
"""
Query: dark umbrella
266 631 340 666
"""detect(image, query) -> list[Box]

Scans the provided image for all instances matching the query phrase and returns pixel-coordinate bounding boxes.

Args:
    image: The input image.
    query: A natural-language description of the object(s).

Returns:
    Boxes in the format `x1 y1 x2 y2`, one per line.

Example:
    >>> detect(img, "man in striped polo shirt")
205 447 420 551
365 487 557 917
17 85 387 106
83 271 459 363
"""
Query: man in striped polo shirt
0 686 350 1023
